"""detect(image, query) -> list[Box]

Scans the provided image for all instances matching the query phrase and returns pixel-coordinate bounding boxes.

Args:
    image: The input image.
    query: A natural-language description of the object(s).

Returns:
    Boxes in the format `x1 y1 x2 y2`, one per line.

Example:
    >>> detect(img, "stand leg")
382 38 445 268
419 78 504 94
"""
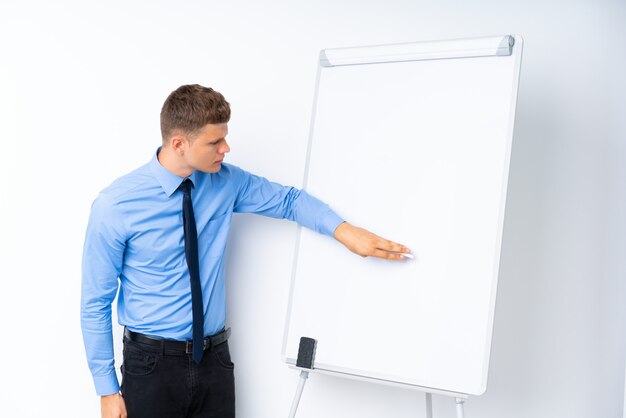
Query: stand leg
288 371 309 418
425 393 433 418
455 397 465 418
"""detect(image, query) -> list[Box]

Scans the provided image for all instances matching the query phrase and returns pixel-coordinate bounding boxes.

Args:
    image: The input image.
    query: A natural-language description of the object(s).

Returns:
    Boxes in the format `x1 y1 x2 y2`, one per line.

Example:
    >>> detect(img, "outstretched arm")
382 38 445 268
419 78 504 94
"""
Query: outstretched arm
229 166 410 260
333 221 411 260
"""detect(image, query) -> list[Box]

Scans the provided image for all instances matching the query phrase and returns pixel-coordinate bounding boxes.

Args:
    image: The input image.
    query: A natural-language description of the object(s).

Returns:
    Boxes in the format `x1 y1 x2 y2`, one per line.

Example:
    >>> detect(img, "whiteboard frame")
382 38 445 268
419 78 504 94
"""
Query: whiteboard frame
282 34 524 398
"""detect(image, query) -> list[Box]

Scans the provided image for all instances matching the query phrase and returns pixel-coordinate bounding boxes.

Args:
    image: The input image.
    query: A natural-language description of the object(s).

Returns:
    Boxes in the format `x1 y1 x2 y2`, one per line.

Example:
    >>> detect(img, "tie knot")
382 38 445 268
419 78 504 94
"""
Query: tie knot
180 178 193 195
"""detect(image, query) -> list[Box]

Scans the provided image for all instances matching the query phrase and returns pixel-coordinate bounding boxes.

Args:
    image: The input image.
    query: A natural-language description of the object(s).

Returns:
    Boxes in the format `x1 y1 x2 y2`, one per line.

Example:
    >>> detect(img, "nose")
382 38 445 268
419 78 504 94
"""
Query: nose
220 140 231 155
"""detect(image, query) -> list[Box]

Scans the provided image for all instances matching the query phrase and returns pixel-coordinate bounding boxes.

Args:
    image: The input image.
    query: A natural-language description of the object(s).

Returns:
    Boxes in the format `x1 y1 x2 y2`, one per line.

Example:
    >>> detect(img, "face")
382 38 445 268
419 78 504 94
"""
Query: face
183 123 230 173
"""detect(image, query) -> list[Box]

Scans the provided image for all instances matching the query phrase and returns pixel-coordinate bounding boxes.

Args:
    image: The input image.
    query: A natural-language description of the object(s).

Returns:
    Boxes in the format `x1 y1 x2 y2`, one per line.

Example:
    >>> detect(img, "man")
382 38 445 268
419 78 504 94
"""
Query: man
81 84 410 418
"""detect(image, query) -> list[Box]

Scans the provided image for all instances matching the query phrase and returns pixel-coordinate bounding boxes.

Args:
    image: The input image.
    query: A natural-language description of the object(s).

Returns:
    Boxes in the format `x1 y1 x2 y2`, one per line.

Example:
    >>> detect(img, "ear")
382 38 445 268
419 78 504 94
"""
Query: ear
170 134 188 155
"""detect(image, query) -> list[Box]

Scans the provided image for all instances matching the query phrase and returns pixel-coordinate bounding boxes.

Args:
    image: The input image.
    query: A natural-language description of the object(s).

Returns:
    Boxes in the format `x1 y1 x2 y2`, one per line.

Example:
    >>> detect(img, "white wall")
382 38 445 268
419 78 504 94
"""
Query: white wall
0 1 624 417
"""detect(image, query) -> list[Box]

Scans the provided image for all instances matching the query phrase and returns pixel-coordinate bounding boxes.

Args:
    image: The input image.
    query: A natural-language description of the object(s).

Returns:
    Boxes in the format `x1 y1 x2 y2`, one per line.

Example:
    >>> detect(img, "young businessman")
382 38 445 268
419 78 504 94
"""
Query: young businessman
81 84 410 418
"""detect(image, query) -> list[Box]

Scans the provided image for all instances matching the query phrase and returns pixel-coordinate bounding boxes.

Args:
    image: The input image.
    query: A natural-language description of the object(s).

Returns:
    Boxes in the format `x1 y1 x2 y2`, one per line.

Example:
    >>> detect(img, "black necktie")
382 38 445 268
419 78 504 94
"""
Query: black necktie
180 179 204 364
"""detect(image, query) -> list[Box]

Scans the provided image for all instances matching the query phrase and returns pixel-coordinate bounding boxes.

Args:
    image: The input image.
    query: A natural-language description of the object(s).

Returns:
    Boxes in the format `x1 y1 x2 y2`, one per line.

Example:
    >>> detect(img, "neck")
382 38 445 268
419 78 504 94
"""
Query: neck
158 145 194 178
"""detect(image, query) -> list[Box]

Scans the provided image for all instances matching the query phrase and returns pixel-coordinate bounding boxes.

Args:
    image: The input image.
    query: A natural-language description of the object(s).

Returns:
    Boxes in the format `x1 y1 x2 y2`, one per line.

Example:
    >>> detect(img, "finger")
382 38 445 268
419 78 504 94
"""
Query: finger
376 238 410 254
371 248 405 260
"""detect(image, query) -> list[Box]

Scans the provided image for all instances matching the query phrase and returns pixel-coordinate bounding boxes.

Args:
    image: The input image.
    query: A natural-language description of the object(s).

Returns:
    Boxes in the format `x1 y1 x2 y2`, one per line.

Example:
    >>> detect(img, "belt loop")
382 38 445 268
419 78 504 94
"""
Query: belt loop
160 339 165 356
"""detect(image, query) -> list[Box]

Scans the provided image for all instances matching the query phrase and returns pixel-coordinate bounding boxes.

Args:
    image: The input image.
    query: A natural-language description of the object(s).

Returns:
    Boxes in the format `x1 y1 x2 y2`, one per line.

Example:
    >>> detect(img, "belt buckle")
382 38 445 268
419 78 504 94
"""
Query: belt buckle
185 340 193 354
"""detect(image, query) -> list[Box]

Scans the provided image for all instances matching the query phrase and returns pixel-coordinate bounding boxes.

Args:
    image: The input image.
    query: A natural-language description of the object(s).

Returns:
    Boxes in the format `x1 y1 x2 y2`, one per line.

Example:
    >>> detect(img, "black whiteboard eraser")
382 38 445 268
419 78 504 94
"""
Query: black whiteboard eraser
296 337 317 369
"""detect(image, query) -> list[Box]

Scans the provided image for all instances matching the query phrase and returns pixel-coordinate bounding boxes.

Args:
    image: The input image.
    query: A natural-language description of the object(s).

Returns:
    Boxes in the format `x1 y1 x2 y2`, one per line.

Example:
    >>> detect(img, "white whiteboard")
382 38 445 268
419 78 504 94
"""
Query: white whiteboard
283 35 523 396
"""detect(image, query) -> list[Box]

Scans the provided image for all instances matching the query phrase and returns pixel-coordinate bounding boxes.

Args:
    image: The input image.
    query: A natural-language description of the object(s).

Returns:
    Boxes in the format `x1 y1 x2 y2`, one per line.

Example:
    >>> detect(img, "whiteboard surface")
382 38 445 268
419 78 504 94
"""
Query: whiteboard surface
283 35 522 396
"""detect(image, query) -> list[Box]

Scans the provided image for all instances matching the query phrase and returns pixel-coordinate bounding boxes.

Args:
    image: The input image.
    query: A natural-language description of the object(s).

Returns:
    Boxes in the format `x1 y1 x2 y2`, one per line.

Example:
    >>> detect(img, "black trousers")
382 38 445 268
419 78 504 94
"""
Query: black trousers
120 336 235 418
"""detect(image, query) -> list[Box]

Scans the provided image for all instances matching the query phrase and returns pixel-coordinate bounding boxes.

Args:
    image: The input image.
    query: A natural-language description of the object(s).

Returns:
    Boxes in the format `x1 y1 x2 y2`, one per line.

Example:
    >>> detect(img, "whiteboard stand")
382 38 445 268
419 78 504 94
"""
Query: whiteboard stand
425 392 467 418
288 370 309 418
455 397 466 418
283 34 523 418
287 365 471 418
425 393 433 418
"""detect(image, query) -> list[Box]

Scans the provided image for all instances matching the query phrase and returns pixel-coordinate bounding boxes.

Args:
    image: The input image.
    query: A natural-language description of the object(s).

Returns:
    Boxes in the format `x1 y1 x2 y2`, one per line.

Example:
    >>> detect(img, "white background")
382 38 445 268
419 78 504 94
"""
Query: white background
0 1 624 417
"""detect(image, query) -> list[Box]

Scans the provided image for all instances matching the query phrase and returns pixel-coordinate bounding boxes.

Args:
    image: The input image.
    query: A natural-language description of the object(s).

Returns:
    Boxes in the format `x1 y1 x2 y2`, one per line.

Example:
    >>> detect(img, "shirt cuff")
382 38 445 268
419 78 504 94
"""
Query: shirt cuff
93 372 120 396
319 210 345 237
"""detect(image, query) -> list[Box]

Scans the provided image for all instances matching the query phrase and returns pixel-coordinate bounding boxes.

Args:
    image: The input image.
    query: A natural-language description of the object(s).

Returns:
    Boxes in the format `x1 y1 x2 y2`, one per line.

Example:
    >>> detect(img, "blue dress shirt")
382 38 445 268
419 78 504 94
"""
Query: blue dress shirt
81 148 343 396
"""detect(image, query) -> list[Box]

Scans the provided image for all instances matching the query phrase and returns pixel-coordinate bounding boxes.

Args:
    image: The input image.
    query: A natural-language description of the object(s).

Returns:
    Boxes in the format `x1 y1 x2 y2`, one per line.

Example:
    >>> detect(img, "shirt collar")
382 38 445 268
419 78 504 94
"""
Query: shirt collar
149 147 198 197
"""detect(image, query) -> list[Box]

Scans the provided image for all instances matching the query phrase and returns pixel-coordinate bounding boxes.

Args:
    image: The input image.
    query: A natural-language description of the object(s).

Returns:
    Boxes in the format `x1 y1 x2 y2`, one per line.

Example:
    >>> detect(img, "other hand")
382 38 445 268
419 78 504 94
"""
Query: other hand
333 222 411 260
101 393 127 418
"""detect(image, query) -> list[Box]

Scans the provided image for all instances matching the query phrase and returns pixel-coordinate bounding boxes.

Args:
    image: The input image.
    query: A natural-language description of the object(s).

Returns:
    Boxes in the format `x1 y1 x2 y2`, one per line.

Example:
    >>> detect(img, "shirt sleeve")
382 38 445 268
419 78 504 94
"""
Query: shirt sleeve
80 193 126 396
231 166 344 236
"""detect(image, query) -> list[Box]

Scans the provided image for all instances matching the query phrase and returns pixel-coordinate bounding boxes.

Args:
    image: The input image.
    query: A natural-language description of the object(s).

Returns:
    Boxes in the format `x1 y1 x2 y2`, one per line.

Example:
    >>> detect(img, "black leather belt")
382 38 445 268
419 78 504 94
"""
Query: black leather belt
124 327 231 354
